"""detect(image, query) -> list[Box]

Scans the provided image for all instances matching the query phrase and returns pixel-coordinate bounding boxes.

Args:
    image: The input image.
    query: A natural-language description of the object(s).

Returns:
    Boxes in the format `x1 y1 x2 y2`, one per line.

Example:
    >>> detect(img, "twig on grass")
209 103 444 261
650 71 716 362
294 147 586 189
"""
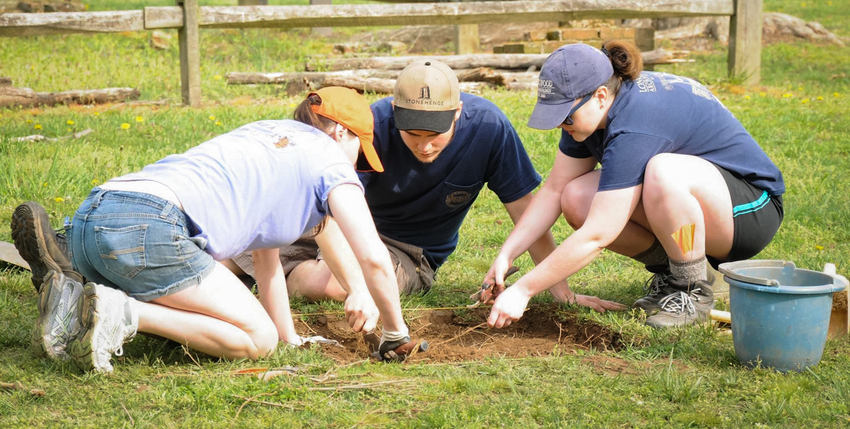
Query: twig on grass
307 378 426 391
13 128 93 143
103 100 170 111
182 345 203 369
120 401 134 426
233 393 297 419
0 381 45 397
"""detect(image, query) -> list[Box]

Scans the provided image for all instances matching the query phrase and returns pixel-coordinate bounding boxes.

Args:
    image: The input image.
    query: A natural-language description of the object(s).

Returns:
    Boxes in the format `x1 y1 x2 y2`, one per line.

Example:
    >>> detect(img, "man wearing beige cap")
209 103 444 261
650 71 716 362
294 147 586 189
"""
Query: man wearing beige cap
228 60 623 313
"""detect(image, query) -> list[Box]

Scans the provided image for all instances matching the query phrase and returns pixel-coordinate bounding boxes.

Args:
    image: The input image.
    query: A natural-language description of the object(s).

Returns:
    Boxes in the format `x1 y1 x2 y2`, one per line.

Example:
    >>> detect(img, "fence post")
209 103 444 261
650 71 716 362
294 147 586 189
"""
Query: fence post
178 0 201 107
455 0 479 54
310 0 333 37
728 0 762 85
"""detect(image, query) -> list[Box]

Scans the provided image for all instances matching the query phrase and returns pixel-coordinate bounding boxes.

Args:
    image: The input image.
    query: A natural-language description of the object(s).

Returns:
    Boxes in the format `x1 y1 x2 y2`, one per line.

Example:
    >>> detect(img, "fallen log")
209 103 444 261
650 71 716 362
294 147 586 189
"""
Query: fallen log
304 49 688 72
0 82 140 108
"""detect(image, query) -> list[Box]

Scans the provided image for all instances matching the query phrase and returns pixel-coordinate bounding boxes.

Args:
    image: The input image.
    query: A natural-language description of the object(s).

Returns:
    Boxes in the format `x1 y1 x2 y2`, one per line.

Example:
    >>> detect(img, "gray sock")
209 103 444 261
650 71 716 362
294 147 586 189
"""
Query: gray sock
633 240 669 273
670 258 707 285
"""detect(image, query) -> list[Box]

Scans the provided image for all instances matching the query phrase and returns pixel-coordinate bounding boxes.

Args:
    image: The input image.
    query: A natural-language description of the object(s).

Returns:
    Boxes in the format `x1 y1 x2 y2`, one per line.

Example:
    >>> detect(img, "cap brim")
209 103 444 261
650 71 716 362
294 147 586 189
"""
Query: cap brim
358 135 384 173
527 99 574 130
394 105 455 134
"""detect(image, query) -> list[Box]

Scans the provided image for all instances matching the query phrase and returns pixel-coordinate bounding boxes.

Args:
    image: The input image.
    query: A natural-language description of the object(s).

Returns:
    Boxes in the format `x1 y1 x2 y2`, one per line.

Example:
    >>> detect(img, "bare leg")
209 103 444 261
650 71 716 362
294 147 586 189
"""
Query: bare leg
286 260 347 302
642 154 733 262
560 170 658 257
134 262 279 360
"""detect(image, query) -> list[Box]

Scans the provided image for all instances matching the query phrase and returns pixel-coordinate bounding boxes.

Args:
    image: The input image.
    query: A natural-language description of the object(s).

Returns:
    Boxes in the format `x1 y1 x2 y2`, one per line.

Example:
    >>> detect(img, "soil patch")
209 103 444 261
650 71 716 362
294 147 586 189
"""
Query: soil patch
295 304 621 364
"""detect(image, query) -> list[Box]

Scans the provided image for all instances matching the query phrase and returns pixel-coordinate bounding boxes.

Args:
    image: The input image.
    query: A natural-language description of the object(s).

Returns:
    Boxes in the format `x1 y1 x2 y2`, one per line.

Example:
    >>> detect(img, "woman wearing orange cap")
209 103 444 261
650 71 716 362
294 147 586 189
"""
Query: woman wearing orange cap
22 87 418 373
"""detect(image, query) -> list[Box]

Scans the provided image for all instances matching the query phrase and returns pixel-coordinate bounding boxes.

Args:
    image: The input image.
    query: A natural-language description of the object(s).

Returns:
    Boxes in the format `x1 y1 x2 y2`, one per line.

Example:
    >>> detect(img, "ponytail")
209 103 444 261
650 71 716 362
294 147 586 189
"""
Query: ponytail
293 94 337 134
600 39 644 96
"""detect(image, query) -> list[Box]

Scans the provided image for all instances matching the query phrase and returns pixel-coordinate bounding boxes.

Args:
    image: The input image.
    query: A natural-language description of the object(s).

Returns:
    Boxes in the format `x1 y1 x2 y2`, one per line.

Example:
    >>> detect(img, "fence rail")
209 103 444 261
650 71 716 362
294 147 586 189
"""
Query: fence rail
0 0 761 107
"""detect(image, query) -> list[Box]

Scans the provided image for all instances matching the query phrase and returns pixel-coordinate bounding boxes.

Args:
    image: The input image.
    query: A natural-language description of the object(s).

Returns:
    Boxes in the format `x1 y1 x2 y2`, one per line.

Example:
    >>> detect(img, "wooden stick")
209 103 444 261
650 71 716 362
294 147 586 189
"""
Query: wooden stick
0 381 45 397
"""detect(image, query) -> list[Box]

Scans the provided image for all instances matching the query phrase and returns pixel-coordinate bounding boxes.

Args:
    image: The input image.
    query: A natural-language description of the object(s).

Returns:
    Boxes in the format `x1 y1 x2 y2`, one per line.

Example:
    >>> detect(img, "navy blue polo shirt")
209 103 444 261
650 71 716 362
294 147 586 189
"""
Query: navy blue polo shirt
360 92 541 269
559 71 784 196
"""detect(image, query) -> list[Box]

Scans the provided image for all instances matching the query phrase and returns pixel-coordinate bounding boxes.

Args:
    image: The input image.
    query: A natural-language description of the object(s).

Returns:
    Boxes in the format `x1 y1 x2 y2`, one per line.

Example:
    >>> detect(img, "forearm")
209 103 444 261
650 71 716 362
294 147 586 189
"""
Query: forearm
253 250 300 344
512 229 605 298
358 255 406 332
501 187 564 263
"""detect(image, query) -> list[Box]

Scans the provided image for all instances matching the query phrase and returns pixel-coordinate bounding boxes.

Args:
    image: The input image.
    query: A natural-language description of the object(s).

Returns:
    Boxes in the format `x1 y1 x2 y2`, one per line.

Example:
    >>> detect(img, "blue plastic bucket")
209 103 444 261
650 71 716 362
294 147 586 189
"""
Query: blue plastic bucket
719 260 848 373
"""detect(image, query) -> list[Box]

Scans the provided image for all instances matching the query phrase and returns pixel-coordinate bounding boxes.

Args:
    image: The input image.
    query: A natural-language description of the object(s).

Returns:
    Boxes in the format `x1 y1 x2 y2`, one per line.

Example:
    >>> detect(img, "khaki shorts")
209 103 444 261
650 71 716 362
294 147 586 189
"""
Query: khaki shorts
231 234 435 295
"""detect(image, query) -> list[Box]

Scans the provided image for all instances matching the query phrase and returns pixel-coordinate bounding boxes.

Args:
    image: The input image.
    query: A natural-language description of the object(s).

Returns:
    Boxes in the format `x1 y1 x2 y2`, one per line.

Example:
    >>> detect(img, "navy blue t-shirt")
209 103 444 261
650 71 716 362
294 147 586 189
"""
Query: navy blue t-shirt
559 72 784 196
361 93 541 269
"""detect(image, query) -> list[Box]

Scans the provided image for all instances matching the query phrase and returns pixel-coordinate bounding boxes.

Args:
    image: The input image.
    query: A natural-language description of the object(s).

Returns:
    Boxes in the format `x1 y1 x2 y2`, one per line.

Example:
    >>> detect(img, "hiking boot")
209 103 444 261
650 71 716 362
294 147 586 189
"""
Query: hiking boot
68 282 138 373
645 272 715 329
54 230 71 263
32 270 85 361
632 270 678 313
11 202 83 292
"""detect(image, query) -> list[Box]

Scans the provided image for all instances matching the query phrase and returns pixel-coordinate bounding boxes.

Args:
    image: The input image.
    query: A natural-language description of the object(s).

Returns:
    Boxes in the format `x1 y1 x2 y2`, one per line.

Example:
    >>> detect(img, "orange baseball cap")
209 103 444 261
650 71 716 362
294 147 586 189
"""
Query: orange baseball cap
309 87 384 173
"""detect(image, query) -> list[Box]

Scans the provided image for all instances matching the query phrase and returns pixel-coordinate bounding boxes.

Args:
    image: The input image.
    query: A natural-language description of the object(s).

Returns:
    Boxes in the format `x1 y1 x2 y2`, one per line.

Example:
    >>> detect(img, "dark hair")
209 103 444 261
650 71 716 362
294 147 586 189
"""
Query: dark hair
600 40 643 96
292 93 357 141
293 94 337 134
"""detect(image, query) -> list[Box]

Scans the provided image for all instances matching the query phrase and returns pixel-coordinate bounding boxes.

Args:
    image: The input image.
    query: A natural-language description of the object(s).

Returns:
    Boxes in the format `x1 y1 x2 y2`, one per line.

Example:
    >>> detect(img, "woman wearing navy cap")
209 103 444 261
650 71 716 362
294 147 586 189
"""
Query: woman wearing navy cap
484 41 784 329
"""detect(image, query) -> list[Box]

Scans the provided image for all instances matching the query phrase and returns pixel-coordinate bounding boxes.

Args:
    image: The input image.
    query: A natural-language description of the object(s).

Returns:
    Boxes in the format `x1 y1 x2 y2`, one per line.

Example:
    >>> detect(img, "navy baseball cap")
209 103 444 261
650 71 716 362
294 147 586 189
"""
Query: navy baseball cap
528 44 614 130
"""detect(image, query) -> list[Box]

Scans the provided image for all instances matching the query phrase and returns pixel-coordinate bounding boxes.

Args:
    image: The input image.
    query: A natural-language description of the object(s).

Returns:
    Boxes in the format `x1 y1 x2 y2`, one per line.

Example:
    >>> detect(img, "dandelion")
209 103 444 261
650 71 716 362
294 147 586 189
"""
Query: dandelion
93 112 100 116
834 92 841 97
759 92 767 97
817 96 824 101
801 2 806 7
744 95 751 100
26 119 33 123
798 86 803 91
215 121 222 126
91 178 99 185
801 99 809 104
209 115 216 121
67 120 74 125
782 93 793 98
121 123 131 130
34 124 42 130
54 197 64 203
815 245 824 250
135 116 144 123
42 182 48 187
214 75 222 80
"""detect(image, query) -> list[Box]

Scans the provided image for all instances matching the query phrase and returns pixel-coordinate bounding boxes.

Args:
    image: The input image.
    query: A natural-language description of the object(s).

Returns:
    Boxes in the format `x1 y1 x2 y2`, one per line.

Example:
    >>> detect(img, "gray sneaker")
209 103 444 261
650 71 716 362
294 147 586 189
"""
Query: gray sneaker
68 283 138 373
11 202 83 292
632 271 678 313
645 275 715 329
32 271 85 361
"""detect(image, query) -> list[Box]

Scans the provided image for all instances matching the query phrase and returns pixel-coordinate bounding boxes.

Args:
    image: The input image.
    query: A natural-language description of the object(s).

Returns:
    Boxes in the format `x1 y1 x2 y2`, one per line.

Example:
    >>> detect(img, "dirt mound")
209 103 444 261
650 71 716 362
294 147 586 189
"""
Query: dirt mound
295 304 621 364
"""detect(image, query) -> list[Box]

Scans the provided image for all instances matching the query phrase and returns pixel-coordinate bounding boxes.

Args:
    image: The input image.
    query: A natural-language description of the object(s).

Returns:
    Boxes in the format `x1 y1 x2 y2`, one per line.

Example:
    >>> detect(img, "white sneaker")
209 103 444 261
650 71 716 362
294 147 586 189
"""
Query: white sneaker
68 283 138 373
32 271 84 361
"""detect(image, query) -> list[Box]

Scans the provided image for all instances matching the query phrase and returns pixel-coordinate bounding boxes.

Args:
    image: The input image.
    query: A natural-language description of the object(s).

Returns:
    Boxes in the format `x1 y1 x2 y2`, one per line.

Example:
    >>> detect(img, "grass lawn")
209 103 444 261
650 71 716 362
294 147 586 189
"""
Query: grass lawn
1 1 850 427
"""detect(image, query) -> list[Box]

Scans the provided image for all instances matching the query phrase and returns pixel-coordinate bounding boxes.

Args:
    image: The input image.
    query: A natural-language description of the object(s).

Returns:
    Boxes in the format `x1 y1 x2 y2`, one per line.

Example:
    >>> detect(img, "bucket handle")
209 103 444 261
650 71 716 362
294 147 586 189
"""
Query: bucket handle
718 260 792 287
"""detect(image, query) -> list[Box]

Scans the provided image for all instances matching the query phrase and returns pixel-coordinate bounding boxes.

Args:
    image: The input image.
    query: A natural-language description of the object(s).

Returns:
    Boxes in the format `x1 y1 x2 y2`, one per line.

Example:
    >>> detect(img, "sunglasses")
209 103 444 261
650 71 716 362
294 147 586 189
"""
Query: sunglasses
562 94 593 126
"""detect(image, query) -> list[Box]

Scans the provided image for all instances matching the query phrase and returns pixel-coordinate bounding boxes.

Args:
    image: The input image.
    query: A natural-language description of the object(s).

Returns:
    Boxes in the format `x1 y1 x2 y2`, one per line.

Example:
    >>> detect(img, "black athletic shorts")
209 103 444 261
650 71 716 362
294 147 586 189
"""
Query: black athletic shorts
707 165 784 268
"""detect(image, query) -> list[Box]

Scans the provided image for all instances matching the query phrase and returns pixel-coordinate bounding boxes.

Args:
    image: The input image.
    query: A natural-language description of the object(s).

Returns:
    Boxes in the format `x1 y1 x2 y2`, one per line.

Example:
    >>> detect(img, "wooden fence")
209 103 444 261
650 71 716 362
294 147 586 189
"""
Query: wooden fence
0 0 762 107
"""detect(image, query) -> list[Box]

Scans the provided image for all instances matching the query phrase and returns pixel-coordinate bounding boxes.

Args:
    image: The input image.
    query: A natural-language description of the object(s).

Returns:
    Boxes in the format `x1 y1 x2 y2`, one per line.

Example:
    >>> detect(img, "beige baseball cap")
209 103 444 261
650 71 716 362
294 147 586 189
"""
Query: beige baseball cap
393 59 460 133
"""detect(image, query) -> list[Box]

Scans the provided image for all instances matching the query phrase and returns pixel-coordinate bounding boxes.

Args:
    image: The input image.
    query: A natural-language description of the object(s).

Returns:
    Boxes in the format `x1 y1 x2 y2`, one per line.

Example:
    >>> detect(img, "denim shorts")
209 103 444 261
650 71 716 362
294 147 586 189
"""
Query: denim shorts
69 188 215 302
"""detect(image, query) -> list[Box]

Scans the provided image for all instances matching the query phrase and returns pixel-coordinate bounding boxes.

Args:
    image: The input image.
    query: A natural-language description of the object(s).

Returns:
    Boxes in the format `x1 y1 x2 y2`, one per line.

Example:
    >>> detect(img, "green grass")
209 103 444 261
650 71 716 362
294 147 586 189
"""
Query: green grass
2 0 850 427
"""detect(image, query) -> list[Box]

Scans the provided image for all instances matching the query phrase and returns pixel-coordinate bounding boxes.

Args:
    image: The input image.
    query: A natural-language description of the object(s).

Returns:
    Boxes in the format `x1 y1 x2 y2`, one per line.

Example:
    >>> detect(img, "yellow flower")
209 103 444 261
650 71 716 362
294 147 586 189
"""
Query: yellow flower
215 121 222 126
744 95 751 100
209 115 216 121
42 182 48 187
54 197 64 203
26 119 33 123
815 245 824 250
214 75 222 80
759 92 767 97
34 124 42 130
91 179 100 185
782 93 793 98
817 96 824 101
135 116 144 123
801 2 806 6
834 92 841 97
66 120 74 125
797 86 803 91
93 112 100 116
801 99 808 104
120 123 131 130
